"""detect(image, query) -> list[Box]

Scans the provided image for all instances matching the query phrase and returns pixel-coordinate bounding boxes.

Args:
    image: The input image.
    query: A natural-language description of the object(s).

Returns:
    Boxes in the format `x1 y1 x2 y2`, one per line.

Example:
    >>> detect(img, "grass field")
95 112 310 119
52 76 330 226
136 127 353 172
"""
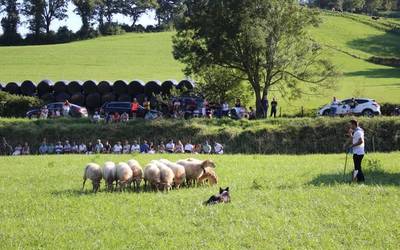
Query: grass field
0 153 399 248
0 12 399 114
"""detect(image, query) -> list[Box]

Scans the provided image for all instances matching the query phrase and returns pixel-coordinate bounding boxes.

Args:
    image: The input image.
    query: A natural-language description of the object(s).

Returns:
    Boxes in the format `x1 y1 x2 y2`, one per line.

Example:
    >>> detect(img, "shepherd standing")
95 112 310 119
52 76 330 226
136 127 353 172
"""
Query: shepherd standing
347 119 365 182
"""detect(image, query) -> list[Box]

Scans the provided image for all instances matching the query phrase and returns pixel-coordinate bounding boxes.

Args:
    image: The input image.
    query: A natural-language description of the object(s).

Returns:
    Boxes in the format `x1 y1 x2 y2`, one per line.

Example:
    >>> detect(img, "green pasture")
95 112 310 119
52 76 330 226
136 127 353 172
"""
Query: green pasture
0 153 399 248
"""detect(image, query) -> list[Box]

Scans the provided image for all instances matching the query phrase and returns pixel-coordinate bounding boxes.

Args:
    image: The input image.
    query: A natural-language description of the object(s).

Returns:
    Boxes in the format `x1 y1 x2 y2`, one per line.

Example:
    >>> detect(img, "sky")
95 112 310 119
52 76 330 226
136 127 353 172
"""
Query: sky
0 2 158 37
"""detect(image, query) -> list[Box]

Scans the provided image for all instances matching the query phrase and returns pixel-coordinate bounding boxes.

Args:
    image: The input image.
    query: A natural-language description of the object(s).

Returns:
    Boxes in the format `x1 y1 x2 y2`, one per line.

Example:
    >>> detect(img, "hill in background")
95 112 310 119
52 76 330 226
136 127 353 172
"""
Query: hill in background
0 12 399 114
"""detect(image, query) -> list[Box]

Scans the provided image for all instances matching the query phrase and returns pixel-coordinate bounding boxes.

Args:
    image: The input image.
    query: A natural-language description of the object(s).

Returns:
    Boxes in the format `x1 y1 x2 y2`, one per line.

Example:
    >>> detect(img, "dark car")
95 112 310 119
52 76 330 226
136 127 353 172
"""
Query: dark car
26 102 88 118
100 102 146 117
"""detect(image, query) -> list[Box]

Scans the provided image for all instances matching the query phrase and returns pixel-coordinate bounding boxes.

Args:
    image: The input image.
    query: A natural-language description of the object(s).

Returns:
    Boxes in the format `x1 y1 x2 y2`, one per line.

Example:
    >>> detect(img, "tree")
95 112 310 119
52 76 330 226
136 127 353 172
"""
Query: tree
96 0 120 27
155 0 184 27
365 0 383 13
195 66 252 106
343 0 365 11
173 0 338 118
22 0 45 36
72 0 98 36
121 0 157 27
381 0 396 10
42 0 68 34
0 0 21 44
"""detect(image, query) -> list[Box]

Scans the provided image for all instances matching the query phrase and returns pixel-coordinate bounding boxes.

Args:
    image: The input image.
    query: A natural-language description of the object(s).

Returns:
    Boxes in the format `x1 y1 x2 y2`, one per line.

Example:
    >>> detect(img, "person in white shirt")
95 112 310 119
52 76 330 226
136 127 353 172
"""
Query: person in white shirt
92 112 101 122
78 143 87 154
184 142 194 153
330 97 340 116
130 140 140 153
123 140 131 154
214 142 224 154
166 140 175 153
222 101 229 116
175 140 184 153
113 141 123 154
347 119 365 182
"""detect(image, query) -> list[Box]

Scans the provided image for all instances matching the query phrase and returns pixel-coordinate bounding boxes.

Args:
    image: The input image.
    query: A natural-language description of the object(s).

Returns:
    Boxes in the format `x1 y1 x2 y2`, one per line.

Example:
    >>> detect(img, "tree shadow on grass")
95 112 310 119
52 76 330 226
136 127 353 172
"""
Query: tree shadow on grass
347 33 400 58
309 170 400 186
344 68 400 79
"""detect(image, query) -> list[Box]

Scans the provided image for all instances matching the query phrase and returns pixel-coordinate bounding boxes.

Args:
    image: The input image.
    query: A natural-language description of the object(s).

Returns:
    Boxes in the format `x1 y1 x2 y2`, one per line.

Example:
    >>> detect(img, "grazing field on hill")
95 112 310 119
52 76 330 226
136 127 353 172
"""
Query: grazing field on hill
0 32 184 82
0 153 399 248
0 13 399 114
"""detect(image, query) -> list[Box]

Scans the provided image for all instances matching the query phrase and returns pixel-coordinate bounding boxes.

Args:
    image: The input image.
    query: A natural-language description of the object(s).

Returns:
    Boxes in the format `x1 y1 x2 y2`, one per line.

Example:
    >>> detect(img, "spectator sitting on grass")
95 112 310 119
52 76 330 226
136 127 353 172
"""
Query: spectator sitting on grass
140 140 150 154
63 140 72 154
184 141 194 153
248 107 256 120
158 141 166 153
202 141 212 154
103 141 112 153
235 98 241 108
131 140 140 153
149 142 156 154
166 139 175 153
55 141 63 154
21 142 30 155
113 112 120 123
92 112 101 122
175 140 184 153
13 144 22 155
47 143 55 154
193 144 202 154
78 142 87 154
39 140 48 154
95 139 104 154
123 140 131 154
87 142 94 154
113 141 122 154
71 142 78 153
121 112 129 122
222 101 229 116
214 142 224 154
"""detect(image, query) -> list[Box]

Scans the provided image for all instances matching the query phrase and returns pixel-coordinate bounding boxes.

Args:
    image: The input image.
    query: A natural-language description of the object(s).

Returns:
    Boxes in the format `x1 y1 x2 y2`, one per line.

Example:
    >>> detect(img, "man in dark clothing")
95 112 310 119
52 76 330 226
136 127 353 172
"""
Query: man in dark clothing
262 96 269 118
349 98 358 114
270 98 278 118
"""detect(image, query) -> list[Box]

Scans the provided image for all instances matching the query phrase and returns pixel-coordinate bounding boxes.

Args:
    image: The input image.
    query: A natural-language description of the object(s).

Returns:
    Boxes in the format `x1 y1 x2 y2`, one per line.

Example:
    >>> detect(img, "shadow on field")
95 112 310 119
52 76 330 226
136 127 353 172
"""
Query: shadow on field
309 170 400 186
347 33 400 58
51 189 95 197
344 68 400 79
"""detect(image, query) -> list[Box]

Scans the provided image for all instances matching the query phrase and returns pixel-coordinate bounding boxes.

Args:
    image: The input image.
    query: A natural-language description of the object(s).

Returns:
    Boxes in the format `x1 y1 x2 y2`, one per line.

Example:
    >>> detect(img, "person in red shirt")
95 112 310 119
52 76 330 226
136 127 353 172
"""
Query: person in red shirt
113 112 120 123
131 98 139 118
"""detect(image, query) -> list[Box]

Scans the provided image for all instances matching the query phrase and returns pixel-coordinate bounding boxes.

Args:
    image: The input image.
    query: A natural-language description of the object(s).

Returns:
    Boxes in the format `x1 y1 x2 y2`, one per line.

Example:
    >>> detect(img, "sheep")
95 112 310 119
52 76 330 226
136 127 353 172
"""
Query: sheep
143 163 161 191
127 159 143 191
176 159 216 187
102 161 117 191
198 167 218 186
82 163 102 193
159 159 186 189
150 160 175 192
116 162 133 191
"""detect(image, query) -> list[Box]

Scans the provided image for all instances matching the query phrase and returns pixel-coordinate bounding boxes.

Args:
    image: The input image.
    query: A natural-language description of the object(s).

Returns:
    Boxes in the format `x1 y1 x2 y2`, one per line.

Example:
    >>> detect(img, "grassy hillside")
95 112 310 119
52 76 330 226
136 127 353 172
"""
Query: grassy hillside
0 153 399 248
0 12 399 114
0 32 184 82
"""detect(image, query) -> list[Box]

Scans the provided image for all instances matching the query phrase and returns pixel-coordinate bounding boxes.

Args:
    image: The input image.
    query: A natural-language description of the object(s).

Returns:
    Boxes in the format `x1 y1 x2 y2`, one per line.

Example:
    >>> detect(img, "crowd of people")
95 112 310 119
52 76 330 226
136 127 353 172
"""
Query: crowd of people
0 137 224 156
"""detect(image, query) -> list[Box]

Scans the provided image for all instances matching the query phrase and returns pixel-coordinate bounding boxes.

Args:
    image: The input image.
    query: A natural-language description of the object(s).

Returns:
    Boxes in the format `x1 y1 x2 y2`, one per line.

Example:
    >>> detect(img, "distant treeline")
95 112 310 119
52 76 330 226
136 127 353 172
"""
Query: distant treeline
308 0 400 14
0 0 184 45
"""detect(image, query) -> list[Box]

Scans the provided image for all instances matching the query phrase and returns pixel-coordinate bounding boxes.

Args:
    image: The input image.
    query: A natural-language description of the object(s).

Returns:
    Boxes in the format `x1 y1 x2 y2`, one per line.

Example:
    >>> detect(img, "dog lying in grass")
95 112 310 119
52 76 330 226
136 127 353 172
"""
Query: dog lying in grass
204 187 231 205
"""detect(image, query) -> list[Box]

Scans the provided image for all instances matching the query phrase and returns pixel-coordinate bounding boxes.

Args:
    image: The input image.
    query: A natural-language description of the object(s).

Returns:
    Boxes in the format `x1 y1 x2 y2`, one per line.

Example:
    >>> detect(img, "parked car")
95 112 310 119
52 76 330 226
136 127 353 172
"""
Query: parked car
26 102 88 118
318 98 381 116
100 102 146 117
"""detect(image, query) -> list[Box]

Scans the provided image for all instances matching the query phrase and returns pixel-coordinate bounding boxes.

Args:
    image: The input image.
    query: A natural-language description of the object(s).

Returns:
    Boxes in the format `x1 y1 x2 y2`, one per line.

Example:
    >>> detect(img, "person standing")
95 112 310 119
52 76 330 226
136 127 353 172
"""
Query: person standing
330 97 340 116
62 100 71 117
270 97 278 118
347 119 365 182
262 96 269 118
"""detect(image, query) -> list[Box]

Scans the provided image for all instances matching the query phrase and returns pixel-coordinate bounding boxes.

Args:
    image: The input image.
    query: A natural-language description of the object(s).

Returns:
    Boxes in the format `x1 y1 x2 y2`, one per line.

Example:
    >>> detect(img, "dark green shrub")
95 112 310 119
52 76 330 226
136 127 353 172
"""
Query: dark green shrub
0 92 42 117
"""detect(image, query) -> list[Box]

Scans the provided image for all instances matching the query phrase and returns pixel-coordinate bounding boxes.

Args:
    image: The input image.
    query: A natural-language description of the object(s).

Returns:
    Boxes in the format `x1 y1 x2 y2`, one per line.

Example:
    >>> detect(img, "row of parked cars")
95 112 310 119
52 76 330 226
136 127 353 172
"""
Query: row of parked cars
26 97 382 118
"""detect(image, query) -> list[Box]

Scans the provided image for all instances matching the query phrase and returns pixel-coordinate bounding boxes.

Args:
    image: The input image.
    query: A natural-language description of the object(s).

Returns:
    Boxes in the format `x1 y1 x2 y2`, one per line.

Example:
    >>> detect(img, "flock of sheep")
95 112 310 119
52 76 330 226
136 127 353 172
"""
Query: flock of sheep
82 158 218 192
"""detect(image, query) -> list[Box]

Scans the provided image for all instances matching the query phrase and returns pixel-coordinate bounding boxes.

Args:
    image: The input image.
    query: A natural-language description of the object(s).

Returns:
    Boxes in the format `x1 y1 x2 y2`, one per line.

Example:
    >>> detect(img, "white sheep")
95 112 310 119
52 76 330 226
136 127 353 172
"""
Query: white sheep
102 161 117 191
150 160 175 192
143 163 161 191
176 159 216 187
127 159 143 191
159 159 186 189
116 162 133 191
82 163 102 193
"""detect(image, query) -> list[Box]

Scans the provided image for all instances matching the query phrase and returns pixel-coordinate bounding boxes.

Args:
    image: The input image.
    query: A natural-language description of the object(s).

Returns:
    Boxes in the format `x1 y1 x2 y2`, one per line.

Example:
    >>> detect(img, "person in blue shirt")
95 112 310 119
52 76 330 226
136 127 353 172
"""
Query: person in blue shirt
140 140 150 154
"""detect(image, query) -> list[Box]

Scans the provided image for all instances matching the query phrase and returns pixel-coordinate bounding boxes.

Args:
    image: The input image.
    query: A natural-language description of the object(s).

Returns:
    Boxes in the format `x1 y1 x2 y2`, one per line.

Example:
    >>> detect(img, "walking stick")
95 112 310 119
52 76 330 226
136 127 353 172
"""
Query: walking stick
343 152 349 182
